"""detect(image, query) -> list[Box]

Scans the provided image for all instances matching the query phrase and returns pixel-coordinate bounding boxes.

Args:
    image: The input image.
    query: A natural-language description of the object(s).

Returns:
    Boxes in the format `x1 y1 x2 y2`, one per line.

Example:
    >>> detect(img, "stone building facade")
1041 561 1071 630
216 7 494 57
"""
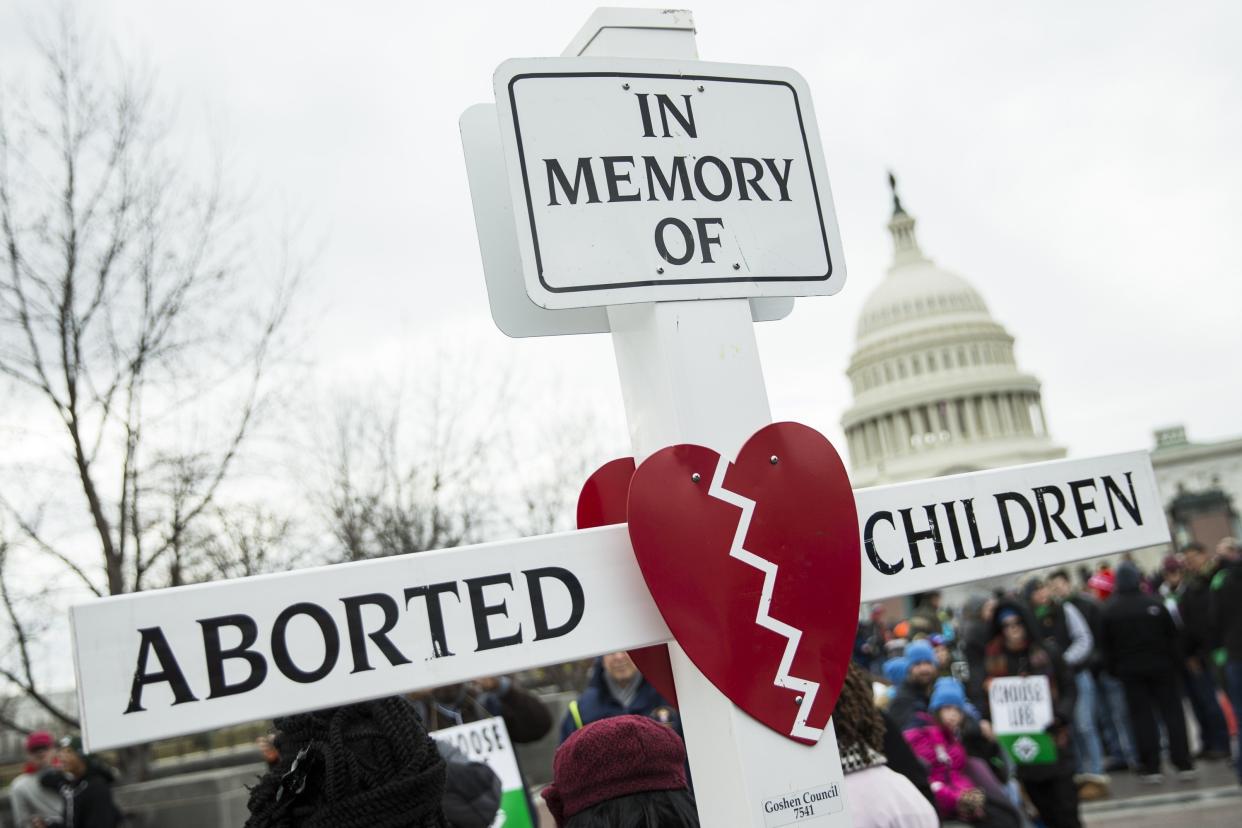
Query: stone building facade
1151 425 1242 551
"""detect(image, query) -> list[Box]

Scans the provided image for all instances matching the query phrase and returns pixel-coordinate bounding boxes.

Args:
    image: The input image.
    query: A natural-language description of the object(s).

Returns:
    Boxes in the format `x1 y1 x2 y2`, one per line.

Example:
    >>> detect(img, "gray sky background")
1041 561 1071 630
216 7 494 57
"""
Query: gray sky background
4 0 1241 467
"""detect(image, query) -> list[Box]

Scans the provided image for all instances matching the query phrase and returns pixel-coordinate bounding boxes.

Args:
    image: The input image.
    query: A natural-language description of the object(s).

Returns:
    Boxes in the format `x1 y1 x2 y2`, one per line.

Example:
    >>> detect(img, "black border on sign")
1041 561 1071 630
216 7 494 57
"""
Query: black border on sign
506 70 834 294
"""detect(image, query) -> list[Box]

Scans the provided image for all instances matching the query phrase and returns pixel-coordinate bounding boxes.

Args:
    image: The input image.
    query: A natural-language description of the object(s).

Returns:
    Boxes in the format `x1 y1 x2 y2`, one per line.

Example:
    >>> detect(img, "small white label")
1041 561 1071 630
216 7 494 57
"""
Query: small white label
761 783 845 827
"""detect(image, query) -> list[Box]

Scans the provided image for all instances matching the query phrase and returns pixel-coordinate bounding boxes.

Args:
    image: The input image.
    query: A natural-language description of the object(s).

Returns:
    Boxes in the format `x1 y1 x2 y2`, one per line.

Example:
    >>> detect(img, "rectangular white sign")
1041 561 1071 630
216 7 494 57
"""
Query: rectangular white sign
493 57 845 309
71 526 669 751
459 102 794 338
989 676 1058 765
71 451 1165 751
855 450 1167 600
988 676 1054 735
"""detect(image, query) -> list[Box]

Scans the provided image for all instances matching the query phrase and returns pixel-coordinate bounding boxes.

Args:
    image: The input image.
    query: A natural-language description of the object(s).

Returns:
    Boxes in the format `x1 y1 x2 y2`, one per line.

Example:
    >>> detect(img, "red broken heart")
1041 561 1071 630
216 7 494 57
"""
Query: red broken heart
626 422 860 744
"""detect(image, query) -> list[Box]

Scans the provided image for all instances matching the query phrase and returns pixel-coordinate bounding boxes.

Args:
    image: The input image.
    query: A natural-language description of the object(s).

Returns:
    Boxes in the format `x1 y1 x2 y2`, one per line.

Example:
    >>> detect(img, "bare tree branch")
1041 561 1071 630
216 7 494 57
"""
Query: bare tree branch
0 8 304 779
0 545 79 727
0 498 101 596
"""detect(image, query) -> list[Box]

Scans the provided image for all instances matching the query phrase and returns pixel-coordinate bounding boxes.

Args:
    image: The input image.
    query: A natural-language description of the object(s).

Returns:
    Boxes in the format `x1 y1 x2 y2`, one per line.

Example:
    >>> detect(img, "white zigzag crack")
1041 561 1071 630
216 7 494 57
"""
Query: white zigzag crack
707 456 824 742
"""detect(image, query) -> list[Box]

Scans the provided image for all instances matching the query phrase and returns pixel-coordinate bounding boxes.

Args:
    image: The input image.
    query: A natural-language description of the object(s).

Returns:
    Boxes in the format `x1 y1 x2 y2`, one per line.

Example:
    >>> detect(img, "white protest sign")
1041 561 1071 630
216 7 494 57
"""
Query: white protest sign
432 717 533 828
492 58 845 309
988 676 1057 765
70 450 1165 752
458 103 794 337
70 526 668 751
856 450 1167 600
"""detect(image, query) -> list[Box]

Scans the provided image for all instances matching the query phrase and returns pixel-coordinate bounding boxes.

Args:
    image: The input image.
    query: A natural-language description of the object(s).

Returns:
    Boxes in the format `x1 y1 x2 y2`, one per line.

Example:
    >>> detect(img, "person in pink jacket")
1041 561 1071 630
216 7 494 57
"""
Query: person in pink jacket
905 680 1020 827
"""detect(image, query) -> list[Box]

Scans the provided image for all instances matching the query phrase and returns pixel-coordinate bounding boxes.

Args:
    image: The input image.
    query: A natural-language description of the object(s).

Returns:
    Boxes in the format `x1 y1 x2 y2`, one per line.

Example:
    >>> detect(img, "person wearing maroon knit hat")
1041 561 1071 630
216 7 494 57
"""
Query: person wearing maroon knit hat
541 715 697 828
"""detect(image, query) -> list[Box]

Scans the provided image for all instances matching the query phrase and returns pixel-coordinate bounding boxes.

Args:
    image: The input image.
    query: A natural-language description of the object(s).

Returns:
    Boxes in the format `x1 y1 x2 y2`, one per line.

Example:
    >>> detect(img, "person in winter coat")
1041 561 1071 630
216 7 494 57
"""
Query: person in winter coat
48 737 120 828
854 604 889 672
878 707 935 808
909 592 943 639
8 731 64 828
541 715 698 828
1209 536 1242 783
1100 561 1194 782
412 677 551 743
887 640 938 730
1024 576 1109 798
1177 543 1232 760
560 652 680 741
245 696 449 827
833 663 938 828
928 674 1012 794
981 601 1082 828
959 595 994 704
904 681 1020 827
1048 568 1138 773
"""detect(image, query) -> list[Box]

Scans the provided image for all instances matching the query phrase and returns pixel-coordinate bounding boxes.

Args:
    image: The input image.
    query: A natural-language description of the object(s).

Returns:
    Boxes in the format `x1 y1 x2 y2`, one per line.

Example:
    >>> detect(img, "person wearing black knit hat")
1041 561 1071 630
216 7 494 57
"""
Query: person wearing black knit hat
245 696 448 828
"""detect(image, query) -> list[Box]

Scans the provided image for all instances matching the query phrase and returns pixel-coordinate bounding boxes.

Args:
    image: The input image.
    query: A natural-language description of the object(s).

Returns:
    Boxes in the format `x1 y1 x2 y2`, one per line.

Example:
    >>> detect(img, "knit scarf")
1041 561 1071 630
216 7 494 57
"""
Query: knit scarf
605 672 641 709
838 742 886 775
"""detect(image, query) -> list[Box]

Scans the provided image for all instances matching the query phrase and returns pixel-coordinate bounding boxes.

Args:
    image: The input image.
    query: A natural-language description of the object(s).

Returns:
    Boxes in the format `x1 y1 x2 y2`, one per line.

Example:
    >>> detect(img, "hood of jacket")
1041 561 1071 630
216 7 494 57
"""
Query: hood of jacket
988 598 1038 643
961 595 988 623
1115 561 1142 594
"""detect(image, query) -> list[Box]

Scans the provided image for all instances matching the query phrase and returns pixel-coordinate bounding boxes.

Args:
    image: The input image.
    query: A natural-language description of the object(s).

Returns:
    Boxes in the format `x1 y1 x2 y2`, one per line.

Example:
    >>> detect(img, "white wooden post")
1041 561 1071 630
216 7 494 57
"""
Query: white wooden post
567 11 852 826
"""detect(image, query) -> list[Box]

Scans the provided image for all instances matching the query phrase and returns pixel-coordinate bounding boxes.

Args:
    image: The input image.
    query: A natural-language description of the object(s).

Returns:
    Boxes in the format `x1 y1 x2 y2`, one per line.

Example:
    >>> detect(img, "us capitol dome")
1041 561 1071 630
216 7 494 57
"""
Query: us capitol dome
842 177 1065 487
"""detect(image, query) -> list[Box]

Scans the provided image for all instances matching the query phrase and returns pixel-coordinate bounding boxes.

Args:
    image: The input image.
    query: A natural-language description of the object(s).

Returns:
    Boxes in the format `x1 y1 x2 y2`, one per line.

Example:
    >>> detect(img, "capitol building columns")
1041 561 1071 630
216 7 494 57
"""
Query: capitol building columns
841 178 1064 488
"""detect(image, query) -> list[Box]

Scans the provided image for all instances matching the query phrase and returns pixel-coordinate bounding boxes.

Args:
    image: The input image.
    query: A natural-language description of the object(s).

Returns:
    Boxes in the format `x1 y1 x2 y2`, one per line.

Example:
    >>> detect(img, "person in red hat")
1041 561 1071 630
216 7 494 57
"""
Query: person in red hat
8 730 64 827
541 714 697 827
1087 567 1115 602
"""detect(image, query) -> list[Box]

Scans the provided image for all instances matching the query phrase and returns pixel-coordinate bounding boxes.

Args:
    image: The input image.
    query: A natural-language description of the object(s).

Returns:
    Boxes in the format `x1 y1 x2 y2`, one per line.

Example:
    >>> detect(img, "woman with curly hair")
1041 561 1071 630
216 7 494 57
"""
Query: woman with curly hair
833 663 937 828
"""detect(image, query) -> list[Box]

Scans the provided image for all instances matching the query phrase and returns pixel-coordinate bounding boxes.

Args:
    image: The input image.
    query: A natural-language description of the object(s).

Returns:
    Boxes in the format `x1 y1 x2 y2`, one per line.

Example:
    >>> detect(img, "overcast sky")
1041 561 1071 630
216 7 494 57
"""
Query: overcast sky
4 0 1240 467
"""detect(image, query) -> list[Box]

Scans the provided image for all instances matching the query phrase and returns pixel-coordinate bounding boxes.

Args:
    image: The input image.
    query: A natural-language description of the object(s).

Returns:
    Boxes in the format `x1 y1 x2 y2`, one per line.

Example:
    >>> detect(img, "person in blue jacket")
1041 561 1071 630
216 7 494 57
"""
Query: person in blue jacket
560 651 681 742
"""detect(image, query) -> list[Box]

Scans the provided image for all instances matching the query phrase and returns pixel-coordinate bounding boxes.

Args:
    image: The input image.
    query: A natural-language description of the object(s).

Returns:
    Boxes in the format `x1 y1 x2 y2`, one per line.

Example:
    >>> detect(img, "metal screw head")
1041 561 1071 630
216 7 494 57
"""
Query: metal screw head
733 263 741 270
691 472 701 483
697 85 705 92
795 695 804 704
623 83 631 90
657 267 665 274
770 455 779 465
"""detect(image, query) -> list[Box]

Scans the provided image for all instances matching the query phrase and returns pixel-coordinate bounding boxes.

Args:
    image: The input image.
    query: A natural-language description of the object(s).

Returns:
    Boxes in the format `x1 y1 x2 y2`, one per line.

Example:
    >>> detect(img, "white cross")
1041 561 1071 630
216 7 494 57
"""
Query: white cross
69 10 1168 828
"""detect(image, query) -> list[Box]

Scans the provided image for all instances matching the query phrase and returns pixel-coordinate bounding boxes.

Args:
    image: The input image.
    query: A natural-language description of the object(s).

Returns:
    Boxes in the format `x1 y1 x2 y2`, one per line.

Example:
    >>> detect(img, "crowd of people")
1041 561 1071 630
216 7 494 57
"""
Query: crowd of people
853 536 1242 827
9 538 1240 827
